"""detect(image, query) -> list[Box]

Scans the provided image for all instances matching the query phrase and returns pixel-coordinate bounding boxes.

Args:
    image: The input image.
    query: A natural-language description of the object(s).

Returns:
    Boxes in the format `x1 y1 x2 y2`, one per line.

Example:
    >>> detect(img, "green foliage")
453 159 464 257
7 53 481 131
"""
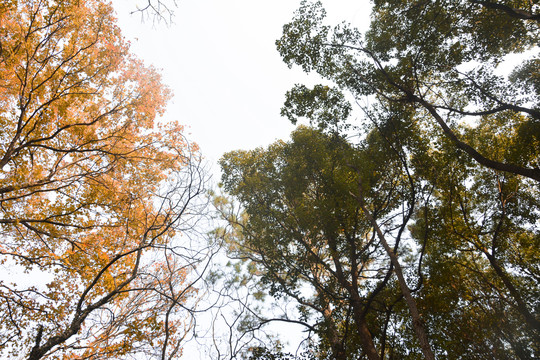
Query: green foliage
219 126 429 359
219 1 540 359
246 344 312 360
282 84 351 132
277 0 540 180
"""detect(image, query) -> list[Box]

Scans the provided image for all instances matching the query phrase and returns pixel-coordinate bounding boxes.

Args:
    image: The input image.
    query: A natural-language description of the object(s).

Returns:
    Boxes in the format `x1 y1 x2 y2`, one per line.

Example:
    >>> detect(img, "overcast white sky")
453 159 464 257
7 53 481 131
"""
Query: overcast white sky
113 0 371 181
111 1 371 357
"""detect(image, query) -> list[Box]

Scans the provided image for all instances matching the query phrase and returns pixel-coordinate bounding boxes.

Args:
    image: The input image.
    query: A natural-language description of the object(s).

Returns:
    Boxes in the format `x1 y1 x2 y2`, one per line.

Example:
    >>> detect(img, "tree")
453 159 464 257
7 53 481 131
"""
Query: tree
219 119 540 359
0 1 206 358
277 0 540 182
214 1 540 358
218 126 439 360
272 0 540 358
411 144 540 359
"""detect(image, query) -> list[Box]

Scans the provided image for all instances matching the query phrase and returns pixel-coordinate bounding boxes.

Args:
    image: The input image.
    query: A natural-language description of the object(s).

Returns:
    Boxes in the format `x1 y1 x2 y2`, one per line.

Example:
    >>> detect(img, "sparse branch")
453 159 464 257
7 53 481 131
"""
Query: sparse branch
130 0 178 24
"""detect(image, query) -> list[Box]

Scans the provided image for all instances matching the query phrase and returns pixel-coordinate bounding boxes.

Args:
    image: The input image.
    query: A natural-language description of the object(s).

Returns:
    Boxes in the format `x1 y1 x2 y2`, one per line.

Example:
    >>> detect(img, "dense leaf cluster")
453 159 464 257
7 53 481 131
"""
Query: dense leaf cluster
219 1 540 359
0 1 205 359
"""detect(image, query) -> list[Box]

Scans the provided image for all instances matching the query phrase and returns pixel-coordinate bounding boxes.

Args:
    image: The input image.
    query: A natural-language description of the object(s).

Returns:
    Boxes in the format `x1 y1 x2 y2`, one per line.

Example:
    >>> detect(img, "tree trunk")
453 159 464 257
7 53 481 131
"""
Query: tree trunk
354 184 436 360
349 297 382 360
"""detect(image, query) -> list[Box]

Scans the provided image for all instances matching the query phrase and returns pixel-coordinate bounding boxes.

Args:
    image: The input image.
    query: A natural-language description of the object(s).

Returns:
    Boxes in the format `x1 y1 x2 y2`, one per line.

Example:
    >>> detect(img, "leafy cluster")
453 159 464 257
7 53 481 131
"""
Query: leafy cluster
0 1 205 359
219 1 540 359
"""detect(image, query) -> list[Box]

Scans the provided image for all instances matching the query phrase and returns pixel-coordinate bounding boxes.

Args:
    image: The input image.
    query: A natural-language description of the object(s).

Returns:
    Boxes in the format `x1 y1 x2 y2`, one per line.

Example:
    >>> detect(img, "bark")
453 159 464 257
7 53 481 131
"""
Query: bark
328 262 382 360
416 96 540 183
483 251 540 334
350 297 383 360
328 240 382 360
471 0 540 21
346 45 540 183
322 304 348 360
353 183 435 360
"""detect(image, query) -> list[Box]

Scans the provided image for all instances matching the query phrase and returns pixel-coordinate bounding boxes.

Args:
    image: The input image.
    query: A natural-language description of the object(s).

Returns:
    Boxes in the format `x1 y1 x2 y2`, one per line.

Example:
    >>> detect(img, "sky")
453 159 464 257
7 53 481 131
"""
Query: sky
113 0 371 182
111 1 371 357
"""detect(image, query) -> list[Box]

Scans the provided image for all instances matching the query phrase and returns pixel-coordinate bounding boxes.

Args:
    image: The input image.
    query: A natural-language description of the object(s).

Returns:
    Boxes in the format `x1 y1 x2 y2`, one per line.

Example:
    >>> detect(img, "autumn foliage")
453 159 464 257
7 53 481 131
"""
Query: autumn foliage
0 0 203 359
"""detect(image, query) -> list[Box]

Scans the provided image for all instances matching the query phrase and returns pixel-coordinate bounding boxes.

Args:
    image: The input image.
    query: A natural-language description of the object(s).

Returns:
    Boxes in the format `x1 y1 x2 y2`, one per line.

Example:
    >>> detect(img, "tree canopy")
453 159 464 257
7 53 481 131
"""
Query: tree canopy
2 0 539 359
218 1 540 359
278 0 540 181
0 1 206 358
